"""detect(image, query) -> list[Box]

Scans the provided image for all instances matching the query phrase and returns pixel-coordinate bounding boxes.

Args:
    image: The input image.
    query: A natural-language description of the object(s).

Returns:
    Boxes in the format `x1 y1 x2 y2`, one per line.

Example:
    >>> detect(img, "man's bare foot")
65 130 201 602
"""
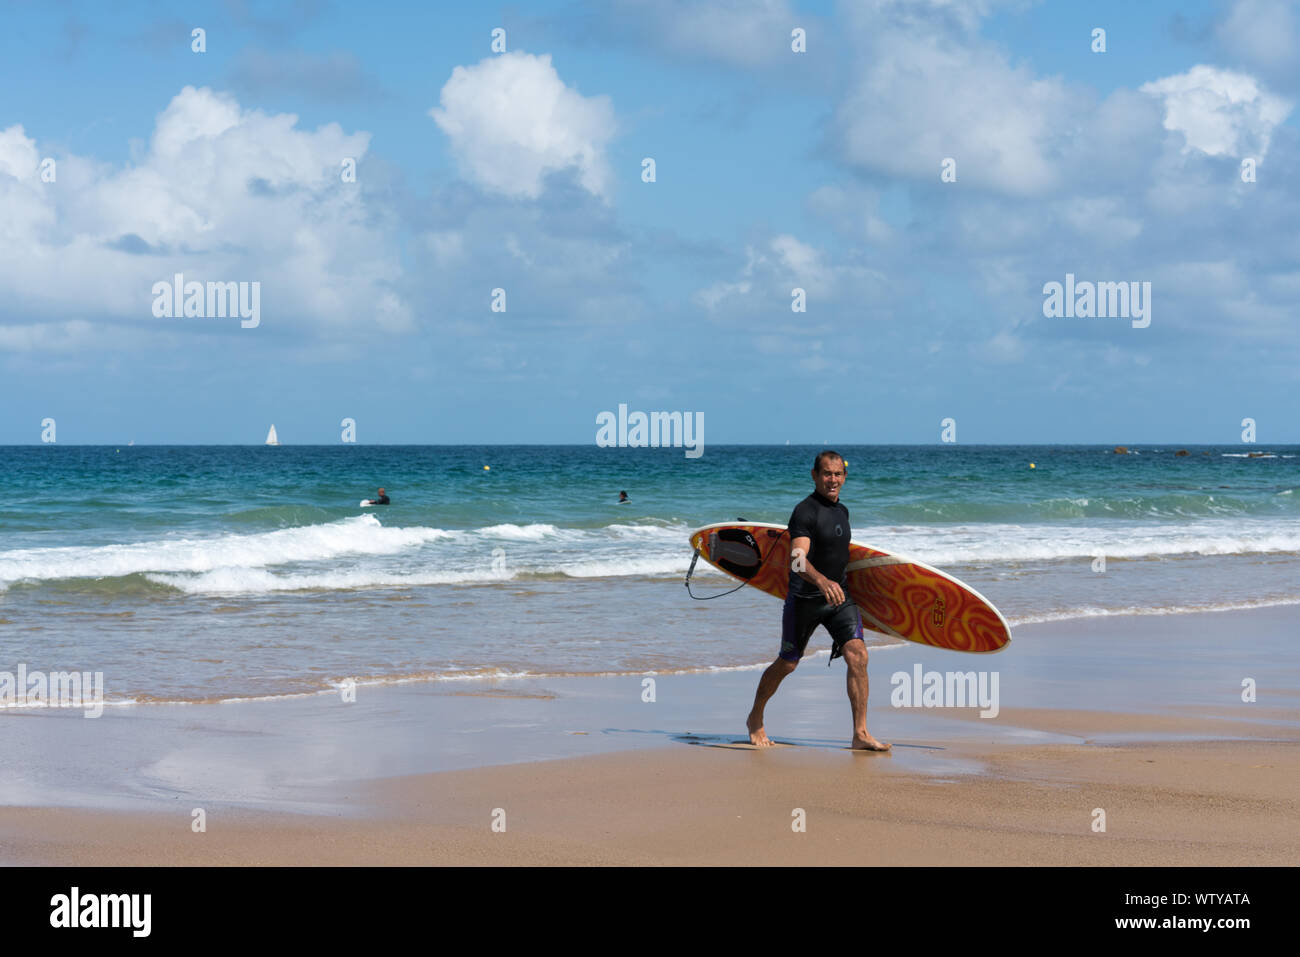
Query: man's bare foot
747 713 774 747
851 733 891 751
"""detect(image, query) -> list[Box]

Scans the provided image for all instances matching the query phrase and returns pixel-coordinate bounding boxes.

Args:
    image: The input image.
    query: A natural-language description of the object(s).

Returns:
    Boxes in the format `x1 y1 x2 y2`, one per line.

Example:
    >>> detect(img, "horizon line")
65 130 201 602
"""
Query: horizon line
5 442 1294 449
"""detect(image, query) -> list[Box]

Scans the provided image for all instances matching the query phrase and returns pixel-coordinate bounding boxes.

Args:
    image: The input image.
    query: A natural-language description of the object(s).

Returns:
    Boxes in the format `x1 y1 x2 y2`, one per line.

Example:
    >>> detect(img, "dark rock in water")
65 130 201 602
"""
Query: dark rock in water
1175 449 1189 456
1113 446 1129 454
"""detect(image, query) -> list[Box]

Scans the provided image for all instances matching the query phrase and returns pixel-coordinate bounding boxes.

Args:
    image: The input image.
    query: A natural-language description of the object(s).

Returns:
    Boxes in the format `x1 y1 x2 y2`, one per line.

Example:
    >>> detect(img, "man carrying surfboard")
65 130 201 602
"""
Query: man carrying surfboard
746 451 891 751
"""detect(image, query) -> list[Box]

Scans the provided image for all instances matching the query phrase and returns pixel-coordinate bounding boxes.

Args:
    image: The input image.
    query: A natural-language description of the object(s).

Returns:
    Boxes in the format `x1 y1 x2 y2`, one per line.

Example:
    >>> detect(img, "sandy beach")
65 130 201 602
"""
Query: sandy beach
2 605 1297 866
4 737 1296 867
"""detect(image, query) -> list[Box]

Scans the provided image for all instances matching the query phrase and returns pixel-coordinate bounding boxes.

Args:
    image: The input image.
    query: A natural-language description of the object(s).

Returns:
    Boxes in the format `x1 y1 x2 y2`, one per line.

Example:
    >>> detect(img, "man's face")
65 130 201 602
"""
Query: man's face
812 458 846 501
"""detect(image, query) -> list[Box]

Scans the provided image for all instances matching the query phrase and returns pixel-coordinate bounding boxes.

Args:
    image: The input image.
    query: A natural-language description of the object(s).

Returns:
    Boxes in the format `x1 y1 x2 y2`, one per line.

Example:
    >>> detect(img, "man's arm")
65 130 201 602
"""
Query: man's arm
789 535 846 606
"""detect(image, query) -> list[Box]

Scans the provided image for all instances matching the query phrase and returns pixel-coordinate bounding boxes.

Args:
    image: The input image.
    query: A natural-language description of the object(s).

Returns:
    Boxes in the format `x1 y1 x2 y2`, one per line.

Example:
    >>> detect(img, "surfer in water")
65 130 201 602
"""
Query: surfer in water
746 451 890 751
618 490 630 504
370 488 390 505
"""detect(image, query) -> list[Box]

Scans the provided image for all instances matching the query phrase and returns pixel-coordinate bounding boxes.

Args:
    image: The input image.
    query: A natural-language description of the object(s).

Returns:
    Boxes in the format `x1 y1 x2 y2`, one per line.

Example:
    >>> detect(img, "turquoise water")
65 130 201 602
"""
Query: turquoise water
1 444 1297 704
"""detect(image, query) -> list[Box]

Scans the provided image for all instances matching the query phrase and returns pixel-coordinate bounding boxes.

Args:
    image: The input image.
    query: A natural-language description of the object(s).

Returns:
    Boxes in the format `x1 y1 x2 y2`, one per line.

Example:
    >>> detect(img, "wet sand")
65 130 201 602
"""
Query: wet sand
1 606 1297 865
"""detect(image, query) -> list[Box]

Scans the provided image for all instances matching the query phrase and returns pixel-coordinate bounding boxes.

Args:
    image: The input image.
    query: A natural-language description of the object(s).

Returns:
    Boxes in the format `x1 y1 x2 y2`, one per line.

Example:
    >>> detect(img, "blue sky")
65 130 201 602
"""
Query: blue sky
1 0 1297 444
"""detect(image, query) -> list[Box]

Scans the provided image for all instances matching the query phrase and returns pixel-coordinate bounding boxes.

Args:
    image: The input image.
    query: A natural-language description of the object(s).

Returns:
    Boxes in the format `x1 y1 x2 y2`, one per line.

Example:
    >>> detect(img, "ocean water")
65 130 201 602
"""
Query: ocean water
1 444 1297 705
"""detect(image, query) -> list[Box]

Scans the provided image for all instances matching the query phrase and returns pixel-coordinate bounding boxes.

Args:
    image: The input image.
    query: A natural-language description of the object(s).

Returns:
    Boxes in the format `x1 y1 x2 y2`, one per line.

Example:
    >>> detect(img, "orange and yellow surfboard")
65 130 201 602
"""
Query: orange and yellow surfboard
688 523 1011 653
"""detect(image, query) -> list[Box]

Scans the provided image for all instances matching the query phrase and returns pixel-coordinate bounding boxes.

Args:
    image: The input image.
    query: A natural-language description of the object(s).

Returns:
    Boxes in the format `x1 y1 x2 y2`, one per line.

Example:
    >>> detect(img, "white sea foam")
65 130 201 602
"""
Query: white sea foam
552 556 700 578
477 523 569 541
5 514 1300 596
1009 595 1300 625
604 523 685 540
0 515 451 586
860 520 1300 565
145 553 720 594
146 565 516 594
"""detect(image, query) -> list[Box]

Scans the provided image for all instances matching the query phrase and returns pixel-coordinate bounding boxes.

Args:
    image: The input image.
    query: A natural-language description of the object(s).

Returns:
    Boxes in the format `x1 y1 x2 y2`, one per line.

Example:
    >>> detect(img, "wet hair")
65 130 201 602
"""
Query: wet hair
811 450 845 472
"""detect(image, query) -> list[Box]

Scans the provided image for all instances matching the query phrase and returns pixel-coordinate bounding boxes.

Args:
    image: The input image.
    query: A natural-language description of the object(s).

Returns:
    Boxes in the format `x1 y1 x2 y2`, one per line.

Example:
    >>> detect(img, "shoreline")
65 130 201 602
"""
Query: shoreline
4 595 1299 712
2 605 1297 864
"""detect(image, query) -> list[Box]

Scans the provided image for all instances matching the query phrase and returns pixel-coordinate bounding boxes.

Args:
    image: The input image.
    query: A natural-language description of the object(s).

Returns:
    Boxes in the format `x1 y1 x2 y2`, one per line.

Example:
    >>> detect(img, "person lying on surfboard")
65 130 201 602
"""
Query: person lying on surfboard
746 450 890 751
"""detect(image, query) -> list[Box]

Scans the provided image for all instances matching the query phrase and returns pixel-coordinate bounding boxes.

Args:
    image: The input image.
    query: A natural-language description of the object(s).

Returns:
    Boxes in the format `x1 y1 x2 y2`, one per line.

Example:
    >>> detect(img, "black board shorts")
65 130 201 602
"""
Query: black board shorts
779 592 864 663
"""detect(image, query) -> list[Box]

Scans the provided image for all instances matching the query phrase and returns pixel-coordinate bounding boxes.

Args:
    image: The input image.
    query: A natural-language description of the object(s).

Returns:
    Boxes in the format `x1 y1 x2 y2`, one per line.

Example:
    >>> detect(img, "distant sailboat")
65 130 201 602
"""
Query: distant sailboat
265 424 279 446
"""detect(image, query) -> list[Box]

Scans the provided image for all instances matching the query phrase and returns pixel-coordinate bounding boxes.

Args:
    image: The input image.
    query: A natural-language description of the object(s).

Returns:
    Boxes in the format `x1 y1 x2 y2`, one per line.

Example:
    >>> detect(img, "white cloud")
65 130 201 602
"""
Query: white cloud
404 193 635 329
696 278 751 311
806 185 892 244
973 330 1025 363
1222 291 1292 331
770 234 833 290
1060 198 1143 244
1140 65 1292 157
0 124 41 178
1217 0 1300 85
505 234 535 267
0 126 56 242
429 52 616 200
610 0 801 69
0 86 411 343
694 236 888 314
149 86 241 159
0 319 95 353
422 230 464 267
694 243 762 311
836 0 1077 196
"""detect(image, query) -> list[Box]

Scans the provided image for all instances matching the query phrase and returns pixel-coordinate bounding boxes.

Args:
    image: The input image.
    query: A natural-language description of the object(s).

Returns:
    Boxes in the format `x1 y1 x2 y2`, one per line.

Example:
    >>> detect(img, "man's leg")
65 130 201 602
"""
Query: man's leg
749 593 811 746
747 657 797 746
841 639 890 751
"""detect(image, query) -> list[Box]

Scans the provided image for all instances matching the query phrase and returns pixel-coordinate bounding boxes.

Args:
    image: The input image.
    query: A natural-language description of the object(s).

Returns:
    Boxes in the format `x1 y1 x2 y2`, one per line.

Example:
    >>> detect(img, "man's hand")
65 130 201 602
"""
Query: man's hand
819 579 846 607
791 534 845 606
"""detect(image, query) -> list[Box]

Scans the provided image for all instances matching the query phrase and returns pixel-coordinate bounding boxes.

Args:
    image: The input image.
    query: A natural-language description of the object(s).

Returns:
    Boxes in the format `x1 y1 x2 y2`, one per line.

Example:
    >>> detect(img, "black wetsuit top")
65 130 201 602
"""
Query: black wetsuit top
786 491 850 598
375 494 390 505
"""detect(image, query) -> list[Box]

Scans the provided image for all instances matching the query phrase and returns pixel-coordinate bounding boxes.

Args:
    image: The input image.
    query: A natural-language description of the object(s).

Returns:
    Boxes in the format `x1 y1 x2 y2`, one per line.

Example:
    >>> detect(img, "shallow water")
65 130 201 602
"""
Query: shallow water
2 444 1296 704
